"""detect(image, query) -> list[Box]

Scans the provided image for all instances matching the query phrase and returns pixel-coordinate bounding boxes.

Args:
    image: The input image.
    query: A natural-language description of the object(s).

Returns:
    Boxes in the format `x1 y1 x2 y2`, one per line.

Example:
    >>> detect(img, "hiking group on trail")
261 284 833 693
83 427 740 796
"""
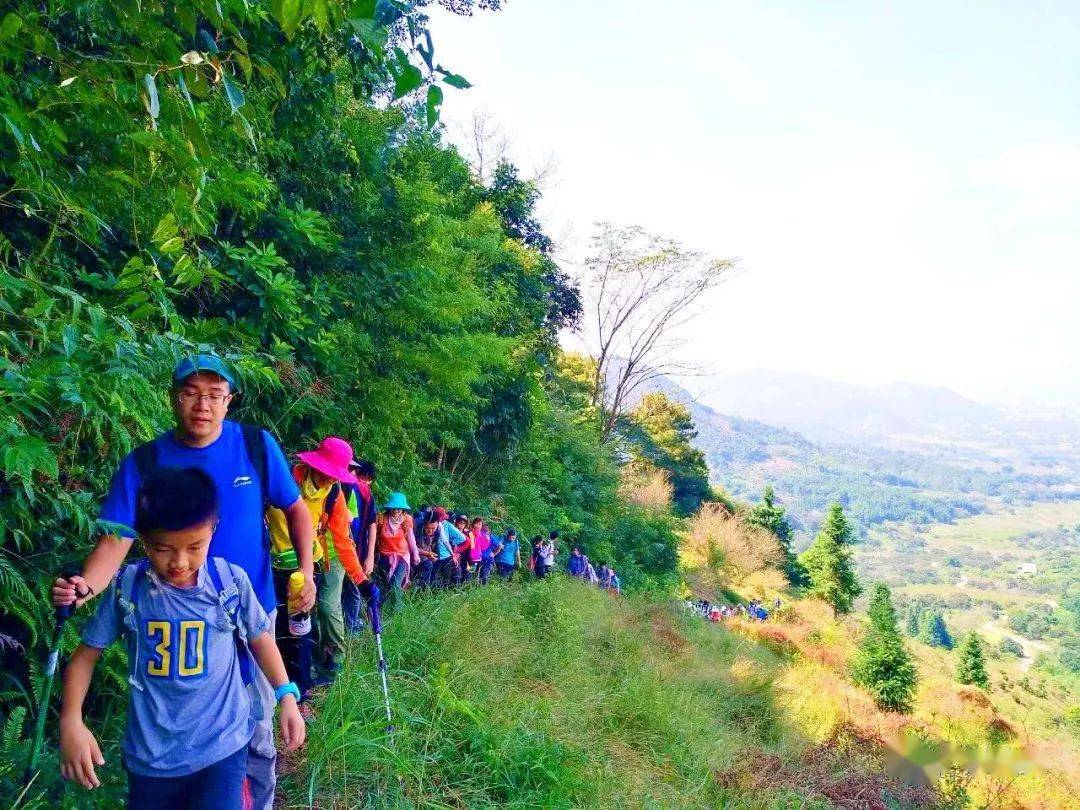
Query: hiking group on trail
47 355 620 809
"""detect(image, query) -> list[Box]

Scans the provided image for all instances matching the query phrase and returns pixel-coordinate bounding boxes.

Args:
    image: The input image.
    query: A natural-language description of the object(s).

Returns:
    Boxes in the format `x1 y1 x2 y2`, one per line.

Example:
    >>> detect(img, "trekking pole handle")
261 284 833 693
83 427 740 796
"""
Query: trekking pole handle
369 600 382 636
56 570 89 621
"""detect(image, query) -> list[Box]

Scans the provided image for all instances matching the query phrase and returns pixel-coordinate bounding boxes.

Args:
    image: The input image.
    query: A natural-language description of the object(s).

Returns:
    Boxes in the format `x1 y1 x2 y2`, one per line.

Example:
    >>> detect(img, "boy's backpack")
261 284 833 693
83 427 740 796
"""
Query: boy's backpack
132 423 270 507
116 557 253 691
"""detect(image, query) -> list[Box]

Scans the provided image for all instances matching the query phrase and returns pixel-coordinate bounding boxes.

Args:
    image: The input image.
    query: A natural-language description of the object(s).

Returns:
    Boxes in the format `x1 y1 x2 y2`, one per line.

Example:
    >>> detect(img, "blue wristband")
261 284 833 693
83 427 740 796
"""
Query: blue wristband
275 682 301 704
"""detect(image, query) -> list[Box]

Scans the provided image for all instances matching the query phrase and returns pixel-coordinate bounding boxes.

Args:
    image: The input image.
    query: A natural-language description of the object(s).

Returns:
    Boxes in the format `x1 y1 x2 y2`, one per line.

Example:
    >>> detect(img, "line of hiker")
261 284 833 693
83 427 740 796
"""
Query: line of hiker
685 598 777 623
566 545 621 593
47 355 615 809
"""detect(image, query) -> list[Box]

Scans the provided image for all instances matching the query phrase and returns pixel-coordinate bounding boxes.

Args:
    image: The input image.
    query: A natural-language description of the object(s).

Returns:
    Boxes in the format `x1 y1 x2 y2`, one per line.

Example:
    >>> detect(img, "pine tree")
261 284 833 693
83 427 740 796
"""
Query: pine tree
867 582 899 633
746 485 805 585
956 633 990 689
851 583 918 712
905 607 920 637
799 502 861 615
918 610 954 649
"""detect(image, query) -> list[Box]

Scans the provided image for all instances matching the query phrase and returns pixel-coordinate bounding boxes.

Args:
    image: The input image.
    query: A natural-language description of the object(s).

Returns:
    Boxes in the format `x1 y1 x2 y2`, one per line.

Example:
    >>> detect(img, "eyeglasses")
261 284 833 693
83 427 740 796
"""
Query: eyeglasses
177 391 231 406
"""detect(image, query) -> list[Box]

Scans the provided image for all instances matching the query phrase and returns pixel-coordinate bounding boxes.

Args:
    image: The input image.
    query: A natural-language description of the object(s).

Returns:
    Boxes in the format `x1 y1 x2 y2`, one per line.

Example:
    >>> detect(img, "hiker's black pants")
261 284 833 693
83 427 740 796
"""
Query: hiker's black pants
432 557 458 589
273 568 324 693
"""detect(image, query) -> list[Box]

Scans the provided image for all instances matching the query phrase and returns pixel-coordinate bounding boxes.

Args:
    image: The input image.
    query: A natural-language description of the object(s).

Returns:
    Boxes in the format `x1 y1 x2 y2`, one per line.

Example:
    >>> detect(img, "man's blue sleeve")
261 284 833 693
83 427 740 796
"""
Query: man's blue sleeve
261 430 300 509
98 455 141 540
82 579 123 650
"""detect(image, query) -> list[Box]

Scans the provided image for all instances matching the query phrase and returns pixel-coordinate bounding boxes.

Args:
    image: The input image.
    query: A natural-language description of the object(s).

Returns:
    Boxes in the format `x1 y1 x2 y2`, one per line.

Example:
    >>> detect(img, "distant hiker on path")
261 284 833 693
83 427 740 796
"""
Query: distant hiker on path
536 533 557 578
375 493 420 612
52 355 317 809
568 546 586 578
493 528 521 580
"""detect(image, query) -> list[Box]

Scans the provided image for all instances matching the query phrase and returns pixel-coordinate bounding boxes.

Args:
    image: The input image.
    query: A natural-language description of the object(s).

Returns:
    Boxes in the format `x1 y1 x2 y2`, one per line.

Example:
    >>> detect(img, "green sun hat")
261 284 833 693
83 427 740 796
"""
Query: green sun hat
383 492 411 511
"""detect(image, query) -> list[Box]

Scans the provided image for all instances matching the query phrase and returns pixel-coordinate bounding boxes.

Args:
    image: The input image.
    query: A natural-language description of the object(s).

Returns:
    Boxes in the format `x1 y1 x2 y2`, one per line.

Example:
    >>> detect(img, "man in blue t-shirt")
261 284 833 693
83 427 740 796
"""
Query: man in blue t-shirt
52 354 317 810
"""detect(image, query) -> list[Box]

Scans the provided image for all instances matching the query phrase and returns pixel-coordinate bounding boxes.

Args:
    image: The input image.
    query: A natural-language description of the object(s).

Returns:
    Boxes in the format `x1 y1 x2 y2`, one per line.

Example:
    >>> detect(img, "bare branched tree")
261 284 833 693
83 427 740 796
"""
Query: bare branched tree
580 222 734 440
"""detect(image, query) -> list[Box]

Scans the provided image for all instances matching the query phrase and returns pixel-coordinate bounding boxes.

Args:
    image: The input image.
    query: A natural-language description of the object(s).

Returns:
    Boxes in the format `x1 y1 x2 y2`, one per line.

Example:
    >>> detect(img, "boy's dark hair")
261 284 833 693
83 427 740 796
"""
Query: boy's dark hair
353 459 377 480
135 467 219 536
549 530 559 540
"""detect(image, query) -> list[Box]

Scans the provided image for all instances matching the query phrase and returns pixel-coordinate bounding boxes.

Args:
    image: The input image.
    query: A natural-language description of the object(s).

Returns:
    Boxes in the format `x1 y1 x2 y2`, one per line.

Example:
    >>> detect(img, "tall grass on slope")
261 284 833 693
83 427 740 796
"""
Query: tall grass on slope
285 578 816 809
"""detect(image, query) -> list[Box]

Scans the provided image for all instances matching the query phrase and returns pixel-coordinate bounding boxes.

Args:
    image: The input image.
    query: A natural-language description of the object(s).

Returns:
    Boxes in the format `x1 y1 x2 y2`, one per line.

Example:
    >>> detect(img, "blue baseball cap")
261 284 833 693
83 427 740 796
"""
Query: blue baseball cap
172 355 236 389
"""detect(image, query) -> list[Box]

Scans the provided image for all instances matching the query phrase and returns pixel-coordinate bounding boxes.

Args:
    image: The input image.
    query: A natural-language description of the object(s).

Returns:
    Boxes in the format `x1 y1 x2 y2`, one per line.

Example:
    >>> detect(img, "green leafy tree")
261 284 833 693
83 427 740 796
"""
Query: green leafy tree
851 584 918 712
918 611 954 650
956 633 990 689
799 502 861 615
624 393 712 516
745 485 804 584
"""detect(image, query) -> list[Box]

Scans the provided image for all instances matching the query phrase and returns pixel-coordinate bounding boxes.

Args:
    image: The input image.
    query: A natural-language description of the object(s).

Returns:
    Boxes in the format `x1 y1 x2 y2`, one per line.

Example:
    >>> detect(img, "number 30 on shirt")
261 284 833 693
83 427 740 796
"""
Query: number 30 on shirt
145 620 207 679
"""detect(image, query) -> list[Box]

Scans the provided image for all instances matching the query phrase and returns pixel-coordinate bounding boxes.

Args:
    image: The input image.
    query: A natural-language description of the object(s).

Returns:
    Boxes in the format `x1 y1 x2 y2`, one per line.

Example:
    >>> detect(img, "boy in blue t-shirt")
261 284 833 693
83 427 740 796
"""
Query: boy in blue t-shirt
59 468 305 808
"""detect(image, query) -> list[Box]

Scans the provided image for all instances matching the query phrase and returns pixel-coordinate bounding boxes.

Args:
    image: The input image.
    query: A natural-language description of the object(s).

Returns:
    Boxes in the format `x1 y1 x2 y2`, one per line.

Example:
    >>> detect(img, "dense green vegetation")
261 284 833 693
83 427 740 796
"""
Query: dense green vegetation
0 1 689 801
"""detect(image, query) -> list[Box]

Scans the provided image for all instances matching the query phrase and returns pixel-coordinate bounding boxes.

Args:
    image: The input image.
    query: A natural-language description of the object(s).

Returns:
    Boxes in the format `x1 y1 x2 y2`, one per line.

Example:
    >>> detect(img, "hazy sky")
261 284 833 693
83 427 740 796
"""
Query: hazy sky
430 1 1080 407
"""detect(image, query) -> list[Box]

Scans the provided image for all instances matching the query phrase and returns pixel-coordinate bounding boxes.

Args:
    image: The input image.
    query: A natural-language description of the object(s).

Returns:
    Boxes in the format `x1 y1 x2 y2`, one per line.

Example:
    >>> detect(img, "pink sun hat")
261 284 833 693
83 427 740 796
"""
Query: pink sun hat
297 437 359 485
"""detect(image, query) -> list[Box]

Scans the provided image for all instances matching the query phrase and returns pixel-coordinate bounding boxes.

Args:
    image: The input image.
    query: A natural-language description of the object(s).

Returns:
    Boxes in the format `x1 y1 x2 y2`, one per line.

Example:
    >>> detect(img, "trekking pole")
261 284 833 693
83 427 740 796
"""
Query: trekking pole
25 572 87 787
367 593 394 735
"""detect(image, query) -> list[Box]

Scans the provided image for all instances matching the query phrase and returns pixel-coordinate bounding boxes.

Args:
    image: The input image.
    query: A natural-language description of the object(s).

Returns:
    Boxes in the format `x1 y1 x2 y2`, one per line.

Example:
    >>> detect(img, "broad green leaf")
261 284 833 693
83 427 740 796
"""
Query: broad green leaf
175 5 197 34
441 73 472 90
142 73 160 124
348 0 377 19
186 118 211 159
393 63 423 100
0 12 22 40
198 29 219 55
271 0 303 39
152 213 178 246
177 72 196 114
3 114 24 149
312 0 330 33
426 84 443 127
222 75 245 114
235 52 252 82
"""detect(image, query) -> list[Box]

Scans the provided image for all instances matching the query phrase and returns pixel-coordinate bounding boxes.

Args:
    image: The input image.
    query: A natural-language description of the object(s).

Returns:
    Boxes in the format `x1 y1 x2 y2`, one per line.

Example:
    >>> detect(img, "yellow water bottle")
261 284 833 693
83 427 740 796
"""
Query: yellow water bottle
287 572 310 636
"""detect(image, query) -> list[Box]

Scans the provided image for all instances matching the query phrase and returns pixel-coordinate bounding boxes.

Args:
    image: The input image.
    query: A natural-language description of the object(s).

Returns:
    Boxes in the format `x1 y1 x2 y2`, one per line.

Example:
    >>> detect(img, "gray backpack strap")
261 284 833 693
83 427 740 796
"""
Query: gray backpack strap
206 557 242 632
117 560 149 691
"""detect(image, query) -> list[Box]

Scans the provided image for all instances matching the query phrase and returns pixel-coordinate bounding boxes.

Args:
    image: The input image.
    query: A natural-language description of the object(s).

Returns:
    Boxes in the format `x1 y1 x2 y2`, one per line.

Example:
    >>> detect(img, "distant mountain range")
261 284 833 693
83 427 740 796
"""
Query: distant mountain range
690 370 1000 444
620 368 1080 538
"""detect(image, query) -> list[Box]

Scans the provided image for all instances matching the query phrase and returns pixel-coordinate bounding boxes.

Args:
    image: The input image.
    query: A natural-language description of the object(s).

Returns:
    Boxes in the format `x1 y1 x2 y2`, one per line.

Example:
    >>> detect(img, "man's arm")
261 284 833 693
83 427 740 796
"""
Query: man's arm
283 498 317 611
249 631 306 752
59 645 106 789
52 535 130 608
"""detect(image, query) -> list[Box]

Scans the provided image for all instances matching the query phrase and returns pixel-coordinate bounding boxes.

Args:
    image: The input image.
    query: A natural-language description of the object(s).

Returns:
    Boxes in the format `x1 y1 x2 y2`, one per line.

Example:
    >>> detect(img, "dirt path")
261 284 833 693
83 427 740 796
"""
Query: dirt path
980 619 1051 672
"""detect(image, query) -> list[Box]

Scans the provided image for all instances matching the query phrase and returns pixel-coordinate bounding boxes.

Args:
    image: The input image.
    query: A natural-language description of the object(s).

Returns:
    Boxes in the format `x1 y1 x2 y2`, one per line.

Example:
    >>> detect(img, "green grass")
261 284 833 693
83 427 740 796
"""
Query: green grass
283 579 932 809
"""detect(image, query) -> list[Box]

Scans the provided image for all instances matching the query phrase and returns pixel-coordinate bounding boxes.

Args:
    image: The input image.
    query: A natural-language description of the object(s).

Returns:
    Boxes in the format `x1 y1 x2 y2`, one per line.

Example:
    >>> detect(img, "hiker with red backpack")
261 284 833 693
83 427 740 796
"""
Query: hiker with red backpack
52 355 317 809
58 467 306 807
266 437 376 693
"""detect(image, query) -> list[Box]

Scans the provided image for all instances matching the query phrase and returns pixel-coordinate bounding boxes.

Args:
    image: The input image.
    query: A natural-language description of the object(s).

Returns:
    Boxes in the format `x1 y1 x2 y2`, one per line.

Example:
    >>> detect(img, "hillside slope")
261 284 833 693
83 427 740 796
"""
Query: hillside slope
285 580 937 809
